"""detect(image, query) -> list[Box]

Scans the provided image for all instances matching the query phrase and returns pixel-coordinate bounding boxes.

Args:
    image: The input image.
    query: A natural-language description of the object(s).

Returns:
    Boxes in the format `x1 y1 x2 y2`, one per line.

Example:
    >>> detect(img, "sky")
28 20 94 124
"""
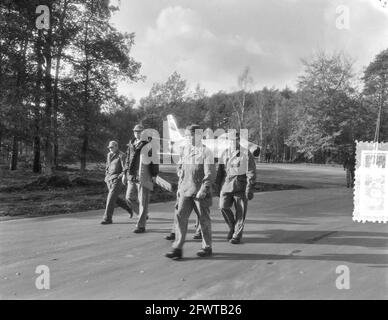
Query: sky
110 0 388 103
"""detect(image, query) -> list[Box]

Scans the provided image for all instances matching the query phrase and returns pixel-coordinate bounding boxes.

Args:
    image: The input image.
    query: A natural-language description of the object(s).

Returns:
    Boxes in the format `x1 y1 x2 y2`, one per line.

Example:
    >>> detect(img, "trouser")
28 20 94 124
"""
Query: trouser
103 179 132 221
220 192 248 240
170 193 201 235
346 168 355 187
125 180 150 229
173 196 212 250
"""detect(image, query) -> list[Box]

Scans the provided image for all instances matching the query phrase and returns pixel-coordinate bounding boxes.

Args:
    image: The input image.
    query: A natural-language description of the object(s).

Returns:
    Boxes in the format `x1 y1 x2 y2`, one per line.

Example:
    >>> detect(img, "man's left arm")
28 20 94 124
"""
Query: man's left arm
245 151 256 200
104 153 110 182
118 152 126 178
197 148 215 199
123 145 131 177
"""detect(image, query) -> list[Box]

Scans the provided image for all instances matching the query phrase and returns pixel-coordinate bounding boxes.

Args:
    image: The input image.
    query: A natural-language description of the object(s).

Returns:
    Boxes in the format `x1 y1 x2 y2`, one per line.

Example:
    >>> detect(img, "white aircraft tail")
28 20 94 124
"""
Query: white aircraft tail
165 114 261 157
166 114 184 143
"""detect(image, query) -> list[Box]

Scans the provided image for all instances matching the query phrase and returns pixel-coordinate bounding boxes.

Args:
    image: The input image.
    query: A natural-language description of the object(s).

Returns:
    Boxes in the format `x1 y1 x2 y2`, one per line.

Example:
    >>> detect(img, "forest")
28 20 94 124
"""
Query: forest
1 0 387 175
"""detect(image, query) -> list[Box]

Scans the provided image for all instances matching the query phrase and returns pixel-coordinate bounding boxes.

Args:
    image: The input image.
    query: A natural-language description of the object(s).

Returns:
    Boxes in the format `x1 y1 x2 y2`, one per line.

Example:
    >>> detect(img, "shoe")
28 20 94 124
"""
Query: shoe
101 220 112 225
165 233 176 241
196 248 212 257
192 233 202 240
229 238 241 244
227 230 234 241
165 248 182 260
133 227 146 233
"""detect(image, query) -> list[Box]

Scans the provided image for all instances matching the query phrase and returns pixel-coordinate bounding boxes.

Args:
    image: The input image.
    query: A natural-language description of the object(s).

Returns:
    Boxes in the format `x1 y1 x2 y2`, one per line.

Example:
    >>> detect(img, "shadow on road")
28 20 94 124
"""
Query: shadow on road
212 230 388 248
178 252 388 265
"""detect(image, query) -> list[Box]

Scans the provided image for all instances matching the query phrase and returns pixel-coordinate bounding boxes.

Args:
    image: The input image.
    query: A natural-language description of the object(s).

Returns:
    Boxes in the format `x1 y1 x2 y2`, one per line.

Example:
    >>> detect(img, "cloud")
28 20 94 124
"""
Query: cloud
112 0 388 103
144 7 209 43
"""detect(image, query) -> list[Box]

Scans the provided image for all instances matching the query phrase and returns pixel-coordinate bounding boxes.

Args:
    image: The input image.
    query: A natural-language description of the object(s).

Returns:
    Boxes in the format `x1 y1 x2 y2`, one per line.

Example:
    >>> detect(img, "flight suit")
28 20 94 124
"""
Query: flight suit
216 147 256 240
169 158 201 236
103 150 132 222
172 143 214 250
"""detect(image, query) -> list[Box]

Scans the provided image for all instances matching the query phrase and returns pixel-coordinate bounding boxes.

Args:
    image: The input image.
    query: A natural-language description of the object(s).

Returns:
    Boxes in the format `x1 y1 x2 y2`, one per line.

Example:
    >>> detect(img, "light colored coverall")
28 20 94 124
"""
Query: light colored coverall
172 143 214 250
216 147 256 240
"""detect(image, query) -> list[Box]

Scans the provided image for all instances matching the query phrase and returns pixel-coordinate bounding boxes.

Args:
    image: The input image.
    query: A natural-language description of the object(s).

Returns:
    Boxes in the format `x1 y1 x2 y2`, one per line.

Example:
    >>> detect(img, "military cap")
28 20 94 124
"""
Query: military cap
133 124 144 132
107 140 118 148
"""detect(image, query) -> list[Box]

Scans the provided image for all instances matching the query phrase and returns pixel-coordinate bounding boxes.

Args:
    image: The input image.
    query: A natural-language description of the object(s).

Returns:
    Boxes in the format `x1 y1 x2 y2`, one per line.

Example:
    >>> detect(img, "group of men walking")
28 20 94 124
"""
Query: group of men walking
102 123 256 260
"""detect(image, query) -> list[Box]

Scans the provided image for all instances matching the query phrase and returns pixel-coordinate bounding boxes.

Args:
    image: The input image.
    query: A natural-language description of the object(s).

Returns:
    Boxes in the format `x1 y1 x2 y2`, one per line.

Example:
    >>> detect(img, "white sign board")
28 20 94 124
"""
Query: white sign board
353 141 388 223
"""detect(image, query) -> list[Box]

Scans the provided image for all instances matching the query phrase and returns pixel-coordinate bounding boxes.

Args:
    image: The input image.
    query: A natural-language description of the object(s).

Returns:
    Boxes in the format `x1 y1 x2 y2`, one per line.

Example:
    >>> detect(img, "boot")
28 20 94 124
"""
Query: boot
165 248 182 260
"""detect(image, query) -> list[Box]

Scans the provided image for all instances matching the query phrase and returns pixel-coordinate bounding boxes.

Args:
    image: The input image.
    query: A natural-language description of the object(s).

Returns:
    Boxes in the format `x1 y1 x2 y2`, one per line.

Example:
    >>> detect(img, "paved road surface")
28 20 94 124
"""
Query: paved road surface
0 164 387 299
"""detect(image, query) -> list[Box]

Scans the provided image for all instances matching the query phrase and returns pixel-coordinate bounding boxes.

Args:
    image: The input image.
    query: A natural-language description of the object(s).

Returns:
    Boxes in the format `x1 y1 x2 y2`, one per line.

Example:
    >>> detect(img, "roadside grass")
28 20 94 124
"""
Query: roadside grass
0 163 303 219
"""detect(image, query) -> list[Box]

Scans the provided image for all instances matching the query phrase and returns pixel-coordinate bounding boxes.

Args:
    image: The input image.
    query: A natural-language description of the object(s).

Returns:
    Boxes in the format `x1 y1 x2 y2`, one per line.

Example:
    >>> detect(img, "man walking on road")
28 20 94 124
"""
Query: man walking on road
165 124 214 260
343 150 356 188
165 163 202 241
101 141 133 225
215 131 256 244
165 134 202 241
123 124 159 233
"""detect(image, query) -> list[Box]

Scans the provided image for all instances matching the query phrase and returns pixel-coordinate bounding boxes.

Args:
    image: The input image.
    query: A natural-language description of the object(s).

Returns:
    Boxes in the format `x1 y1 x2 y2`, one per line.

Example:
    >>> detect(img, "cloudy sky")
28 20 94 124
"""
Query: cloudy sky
110 0 388 103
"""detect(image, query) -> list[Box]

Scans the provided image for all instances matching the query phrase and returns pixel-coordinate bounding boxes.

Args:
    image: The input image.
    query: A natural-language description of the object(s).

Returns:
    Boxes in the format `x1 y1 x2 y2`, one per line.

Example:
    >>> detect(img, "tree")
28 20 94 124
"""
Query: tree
139 71 188 131
0 0 142 173
229 66 254 129
288 51 359 161
67 0 141 172
104 95 138 147
0 0 36 170
363 48 388 142
202 91 233 130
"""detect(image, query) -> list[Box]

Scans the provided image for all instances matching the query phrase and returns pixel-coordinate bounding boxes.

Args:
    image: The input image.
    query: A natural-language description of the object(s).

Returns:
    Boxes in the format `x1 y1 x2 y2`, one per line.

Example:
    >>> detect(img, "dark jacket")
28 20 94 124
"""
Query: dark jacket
124 138 159 187
343 154 355 171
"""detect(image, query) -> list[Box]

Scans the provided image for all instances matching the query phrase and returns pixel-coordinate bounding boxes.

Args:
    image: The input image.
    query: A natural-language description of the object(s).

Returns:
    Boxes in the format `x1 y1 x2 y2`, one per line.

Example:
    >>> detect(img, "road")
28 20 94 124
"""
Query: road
0 163 387 299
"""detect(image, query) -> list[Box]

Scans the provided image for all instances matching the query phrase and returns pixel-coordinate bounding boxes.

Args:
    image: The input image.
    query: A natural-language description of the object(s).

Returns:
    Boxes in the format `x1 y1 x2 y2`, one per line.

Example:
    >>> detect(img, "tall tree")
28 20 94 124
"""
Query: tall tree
68 0 141 172
0 0 36 170
363 48 388 142
139 71 188 131
288 51 358 161
230 66 254 129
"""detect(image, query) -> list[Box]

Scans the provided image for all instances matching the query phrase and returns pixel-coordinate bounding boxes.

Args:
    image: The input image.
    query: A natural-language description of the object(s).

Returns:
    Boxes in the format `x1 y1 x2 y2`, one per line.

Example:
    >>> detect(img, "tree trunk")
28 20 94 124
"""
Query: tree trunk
80 128 88 173
10 136 18 170
33 135 41 173
53 0 69 167
43 4 54 175
33 30 43 173
0 128 2 160
80 15 91 173
10 37 29 170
